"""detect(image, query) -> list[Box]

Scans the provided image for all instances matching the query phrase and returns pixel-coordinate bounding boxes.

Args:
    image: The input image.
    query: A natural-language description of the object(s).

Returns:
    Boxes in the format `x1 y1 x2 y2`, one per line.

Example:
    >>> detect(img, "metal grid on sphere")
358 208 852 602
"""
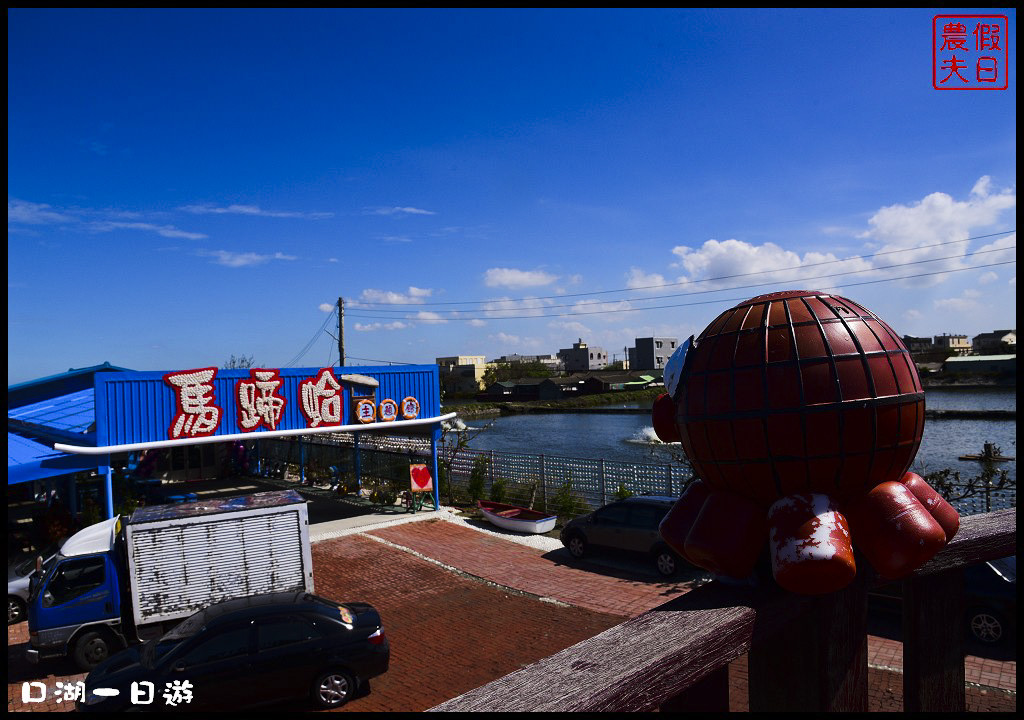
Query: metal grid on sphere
675 290 925 507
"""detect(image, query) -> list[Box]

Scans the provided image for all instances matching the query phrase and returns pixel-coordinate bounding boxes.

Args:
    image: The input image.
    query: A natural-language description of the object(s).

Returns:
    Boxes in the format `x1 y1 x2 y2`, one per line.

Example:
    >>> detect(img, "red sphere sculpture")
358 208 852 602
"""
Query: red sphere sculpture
655 290 959 594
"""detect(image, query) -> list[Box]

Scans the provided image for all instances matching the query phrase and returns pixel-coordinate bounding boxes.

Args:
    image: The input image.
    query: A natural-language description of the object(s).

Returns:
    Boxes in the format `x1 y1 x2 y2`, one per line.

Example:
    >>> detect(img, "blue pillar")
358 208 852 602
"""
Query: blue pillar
103 455 114 519
431 424 441 510
300 437 306 485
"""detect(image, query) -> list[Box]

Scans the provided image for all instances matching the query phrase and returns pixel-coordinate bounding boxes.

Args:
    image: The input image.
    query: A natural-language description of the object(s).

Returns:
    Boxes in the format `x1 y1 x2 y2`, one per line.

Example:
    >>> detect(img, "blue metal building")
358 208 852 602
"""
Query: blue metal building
8 363 451 519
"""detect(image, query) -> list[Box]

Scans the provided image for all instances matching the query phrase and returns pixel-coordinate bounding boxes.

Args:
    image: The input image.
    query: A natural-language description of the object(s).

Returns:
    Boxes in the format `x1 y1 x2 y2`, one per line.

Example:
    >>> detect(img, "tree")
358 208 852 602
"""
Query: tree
482 361 552 386
223 354 257 369
437 417 494 505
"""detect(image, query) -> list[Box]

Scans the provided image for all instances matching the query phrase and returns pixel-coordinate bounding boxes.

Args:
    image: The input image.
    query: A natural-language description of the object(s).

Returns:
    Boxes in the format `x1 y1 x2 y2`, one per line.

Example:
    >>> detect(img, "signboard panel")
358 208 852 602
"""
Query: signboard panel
94 365 441 447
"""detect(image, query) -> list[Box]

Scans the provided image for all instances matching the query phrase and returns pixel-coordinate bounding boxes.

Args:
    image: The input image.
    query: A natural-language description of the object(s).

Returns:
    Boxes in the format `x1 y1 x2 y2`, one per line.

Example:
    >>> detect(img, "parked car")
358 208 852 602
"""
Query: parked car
8 544 58 625
560 495 684 577
868 556 1016 646
78 591 389 711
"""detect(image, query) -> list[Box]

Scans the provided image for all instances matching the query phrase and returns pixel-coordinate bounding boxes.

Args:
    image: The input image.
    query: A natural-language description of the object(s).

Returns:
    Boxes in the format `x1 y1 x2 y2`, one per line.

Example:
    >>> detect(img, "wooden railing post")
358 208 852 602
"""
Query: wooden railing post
748 570 868 711
660 665 730 712
903 567 966 711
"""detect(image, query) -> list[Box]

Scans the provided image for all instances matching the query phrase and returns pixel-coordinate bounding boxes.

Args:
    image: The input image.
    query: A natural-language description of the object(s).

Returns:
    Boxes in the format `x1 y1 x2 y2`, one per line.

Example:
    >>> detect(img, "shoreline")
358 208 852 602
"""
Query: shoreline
449 405 1015 421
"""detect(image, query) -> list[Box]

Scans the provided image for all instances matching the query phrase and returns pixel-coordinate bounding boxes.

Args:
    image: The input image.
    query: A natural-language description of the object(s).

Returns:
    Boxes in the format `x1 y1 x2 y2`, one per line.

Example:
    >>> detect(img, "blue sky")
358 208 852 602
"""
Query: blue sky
8 8 1017 384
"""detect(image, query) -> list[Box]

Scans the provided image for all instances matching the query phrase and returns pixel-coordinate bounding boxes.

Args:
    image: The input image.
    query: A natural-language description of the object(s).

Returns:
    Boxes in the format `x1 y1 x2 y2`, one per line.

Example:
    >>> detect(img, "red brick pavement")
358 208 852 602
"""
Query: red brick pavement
8 518 1016 712
366 518 700 617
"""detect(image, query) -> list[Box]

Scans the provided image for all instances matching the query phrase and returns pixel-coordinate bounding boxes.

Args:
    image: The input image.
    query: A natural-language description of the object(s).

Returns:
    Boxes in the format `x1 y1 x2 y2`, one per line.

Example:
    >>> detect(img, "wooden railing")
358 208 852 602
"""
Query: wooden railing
430 508 1015 712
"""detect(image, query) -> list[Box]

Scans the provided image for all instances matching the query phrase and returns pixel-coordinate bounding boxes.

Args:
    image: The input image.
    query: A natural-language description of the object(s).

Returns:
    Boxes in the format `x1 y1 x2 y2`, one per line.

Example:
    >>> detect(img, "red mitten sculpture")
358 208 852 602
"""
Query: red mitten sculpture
846 481 948 580
768 494 856 595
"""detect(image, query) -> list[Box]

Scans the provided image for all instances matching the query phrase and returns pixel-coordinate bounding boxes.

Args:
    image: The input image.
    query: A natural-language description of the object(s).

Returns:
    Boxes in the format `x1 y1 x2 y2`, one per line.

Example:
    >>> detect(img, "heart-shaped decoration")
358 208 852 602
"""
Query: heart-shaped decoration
410 464 432 490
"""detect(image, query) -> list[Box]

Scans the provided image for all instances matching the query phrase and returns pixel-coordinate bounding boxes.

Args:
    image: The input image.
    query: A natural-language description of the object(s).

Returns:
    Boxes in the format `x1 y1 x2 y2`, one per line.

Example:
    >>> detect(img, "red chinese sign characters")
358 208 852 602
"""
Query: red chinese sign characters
299 368 344 428
934 15 1008 90
164 368 223 439
237 370 287 431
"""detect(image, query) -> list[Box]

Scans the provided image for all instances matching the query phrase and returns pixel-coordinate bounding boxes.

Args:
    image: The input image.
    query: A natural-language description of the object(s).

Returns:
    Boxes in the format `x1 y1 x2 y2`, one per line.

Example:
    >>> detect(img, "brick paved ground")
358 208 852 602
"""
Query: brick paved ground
8 516 1016 712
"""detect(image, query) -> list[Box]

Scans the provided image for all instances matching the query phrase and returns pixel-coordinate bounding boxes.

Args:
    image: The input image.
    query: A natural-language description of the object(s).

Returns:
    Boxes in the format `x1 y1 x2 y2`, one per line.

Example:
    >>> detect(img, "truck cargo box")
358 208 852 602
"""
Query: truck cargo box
124 490 313 627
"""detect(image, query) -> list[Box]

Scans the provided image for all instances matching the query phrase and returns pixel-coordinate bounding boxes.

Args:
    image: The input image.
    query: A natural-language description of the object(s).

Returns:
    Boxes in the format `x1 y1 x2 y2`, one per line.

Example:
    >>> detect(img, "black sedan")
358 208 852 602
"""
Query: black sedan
869 556 1016 647
78 591 389 711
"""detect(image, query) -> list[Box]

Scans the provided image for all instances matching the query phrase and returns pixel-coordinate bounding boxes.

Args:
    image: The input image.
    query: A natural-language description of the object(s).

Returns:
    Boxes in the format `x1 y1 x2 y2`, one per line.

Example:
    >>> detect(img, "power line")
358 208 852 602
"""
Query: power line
284 306 337 367
347 244 1015 317
345 259 1016 321
346 229 1015 308
345 355 416 365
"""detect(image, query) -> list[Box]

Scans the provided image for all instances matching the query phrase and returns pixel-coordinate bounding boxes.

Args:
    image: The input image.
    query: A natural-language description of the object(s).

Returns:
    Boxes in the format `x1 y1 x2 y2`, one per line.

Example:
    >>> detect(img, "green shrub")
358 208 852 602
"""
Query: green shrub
468 455 489 503
552 477 589 519
614 483 634 500
489 477 507 503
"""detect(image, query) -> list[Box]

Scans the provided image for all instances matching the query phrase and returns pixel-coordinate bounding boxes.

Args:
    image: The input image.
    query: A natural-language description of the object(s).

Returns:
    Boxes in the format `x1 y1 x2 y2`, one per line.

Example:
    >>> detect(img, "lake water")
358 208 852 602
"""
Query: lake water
462 387 1016 513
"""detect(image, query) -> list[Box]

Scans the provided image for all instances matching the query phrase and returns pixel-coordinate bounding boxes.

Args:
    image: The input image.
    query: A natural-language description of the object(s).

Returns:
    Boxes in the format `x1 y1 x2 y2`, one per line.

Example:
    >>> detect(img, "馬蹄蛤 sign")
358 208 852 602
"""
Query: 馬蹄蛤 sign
161 367 422 440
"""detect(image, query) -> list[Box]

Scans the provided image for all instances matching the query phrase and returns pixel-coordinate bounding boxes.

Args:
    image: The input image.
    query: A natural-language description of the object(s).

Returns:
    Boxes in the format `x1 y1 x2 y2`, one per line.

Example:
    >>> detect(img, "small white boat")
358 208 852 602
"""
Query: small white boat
477 500 557 534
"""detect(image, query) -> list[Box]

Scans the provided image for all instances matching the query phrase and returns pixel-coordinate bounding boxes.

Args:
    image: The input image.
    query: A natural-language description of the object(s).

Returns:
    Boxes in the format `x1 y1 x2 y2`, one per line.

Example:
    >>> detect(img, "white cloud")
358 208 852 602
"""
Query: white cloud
354 321 410 331
357 286 433 305
197 249 297 267
414 311 446 324
934 291 985 313
91 221 208 240
670 239 872 289
570 299 634 319
318 303 335 313
366 206 436 216
548 320 591 337
8 198 75 225
482 296 554 318
860 177 1015 286
626 267 667 291
468 319 487 327
180 204 333 219
973 232 1016 264
978 271 999 285
484 267 559 289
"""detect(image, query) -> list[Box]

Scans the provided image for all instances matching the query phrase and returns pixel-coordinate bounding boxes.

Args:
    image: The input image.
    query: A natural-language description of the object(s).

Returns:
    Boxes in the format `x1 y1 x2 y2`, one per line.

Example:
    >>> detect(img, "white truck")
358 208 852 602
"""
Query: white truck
26 489 314 670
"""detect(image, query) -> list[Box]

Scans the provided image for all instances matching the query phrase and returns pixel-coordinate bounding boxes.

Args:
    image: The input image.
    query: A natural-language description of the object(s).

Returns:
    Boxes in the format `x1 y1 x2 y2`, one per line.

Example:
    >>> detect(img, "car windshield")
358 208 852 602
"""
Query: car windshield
12 545 59 577
989 556 1016 583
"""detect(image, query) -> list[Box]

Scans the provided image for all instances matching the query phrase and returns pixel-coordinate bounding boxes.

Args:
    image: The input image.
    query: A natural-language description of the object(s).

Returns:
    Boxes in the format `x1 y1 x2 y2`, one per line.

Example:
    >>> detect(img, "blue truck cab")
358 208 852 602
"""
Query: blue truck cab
27 517 127 669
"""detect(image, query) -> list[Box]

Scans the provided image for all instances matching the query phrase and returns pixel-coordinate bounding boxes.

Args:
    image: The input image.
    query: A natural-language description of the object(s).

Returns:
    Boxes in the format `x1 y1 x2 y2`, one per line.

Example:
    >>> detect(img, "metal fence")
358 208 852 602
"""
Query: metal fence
253 434 1013 518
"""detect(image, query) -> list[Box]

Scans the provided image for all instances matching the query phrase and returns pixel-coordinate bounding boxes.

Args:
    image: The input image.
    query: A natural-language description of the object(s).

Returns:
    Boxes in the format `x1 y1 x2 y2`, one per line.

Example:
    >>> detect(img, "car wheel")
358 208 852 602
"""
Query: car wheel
655 548 678 578
8 596 27 625
312 669 356 709
566 533 587 560
73 630 114 671
967 608 1005 645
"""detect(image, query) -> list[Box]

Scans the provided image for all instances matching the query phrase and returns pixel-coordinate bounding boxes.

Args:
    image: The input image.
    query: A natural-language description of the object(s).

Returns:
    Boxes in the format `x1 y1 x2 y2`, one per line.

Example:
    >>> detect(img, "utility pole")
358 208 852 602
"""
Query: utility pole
337 297 345 367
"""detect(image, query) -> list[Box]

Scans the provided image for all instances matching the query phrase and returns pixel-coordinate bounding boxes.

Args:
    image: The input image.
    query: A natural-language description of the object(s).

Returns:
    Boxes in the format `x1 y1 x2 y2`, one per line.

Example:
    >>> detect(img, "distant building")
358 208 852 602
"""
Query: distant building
557 339 608 373
436 355 491 394
943 354 1016 376
902 335 935 354
972 330 1016 355
933 334 971 356
630 337 679 371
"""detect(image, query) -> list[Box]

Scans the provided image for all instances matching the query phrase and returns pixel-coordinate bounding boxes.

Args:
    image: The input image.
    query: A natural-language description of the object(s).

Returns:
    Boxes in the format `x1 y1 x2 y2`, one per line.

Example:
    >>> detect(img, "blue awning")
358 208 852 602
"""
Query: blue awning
7 432 99 485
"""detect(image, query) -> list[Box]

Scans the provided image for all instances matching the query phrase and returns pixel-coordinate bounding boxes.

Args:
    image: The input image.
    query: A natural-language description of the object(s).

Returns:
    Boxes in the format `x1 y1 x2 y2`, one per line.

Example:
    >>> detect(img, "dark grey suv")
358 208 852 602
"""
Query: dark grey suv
559 495 684 578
